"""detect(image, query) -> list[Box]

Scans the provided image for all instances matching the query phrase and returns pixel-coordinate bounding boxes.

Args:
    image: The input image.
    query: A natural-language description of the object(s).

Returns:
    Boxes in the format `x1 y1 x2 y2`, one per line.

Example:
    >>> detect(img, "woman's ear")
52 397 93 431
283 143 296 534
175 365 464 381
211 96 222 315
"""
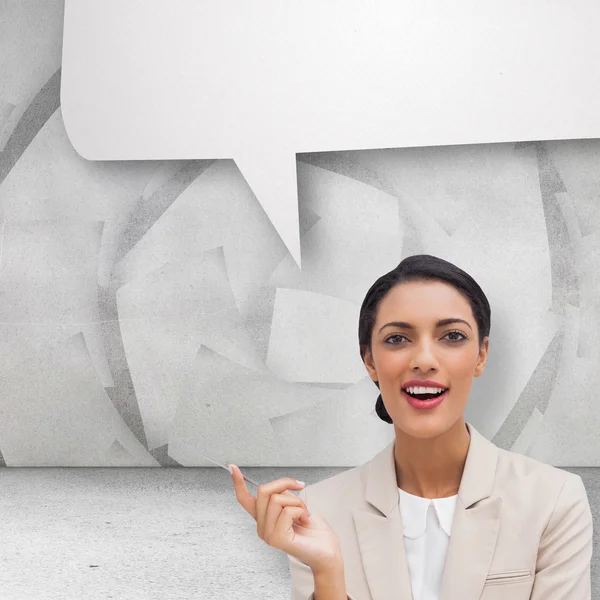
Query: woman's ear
363 348 378 383
474 337 489 377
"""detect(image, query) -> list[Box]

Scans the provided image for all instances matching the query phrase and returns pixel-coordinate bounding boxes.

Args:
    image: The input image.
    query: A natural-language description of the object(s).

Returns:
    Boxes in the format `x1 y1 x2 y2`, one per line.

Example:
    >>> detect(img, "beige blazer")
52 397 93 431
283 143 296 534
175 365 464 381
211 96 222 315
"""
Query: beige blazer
289 421 593 600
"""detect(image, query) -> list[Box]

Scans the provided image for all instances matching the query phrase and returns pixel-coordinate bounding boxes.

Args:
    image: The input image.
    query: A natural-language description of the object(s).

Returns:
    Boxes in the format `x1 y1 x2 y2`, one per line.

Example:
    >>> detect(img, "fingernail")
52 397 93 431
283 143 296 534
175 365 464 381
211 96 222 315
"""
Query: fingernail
228 464 234 475
295 480 305 487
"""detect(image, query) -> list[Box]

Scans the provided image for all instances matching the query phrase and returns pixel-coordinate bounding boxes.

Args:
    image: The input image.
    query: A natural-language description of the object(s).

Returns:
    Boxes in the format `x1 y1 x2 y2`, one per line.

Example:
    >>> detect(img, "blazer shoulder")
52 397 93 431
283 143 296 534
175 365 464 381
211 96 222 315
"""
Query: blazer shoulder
498 445 575 477
496 445 584 500
301 463 366 512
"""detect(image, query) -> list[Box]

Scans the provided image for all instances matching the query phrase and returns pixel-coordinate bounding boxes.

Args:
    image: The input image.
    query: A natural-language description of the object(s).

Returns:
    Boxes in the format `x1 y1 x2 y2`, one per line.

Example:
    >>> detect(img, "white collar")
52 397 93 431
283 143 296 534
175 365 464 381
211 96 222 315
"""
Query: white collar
398 487 458 538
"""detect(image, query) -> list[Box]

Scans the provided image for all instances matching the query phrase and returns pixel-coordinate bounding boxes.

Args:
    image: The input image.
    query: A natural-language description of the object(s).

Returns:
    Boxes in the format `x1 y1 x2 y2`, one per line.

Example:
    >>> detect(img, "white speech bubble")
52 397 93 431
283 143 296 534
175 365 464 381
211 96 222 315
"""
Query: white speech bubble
61 0 600 267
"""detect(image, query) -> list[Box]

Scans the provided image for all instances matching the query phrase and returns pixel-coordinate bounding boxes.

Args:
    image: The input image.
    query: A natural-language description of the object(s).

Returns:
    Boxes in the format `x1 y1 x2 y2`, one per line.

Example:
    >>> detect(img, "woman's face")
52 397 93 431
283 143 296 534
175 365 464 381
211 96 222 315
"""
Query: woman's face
363 280 488 439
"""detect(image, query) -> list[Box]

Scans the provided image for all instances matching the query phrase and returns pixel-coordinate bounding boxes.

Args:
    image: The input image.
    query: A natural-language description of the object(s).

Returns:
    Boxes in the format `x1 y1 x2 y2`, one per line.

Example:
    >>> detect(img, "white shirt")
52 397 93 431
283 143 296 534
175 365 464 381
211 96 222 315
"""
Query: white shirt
398 488 458 600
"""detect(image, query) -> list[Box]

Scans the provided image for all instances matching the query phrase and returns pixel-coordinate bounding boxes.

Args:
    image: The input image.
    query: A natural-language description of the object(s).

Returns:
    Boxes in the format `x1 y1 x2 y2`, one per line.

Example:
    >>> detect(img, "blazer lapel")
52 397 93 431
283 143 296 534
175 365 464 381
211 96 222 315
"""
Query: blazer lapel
353 507 414 600
353 438 414 600
352 421 501 600
439 422 502 600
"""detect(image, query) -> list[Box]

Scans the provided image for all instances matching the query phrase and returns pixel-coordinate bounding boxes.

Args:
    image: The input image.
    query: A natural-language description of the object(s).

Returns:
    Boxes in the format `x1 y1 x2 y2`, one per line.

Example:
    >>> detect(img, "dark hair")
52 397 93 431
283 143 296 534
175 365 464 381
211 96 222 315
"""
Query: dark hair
358 254 491 423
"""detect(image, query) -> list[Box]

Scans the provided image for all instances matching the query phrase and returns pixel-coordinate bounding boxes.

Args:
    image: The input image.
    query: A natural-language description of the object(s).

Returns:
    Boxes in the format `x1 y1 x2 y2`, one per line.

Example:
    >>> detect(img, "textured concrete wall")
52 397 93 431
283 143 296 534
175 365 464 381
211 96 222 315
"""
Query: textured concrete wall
0 467 598 599
1 2 600 468
0 5 598 597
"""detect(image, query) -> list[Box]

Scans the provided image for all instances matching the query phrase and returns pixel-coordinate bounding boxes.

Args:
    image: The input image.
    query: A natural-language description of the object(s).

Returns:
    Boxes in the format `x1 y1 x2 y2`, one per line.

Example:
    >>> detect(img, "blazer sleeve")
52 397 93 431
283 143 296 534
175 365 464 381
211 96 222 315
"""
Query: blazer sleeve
529 473 593 600
288 487 359 600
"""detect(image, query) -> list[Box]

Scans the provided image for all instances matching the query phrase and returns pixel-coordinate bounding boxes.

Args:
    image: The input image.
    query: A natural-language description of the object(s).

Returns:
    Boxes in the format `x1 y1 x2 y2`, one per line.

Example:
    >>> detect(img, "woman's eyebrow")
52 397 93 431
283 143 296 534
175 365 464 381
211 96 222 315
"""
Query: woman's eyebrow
378 318 472 333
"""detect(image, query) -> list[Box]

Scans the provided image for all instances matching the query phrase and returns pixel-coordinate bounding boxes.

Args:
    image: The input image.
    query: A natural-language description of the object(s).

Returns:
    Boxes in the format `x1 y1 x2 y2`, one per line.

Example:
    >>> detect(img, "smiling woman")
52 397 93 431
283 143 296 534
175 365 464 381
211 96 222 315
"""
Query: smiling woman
359 255 490 449
231 254 593 600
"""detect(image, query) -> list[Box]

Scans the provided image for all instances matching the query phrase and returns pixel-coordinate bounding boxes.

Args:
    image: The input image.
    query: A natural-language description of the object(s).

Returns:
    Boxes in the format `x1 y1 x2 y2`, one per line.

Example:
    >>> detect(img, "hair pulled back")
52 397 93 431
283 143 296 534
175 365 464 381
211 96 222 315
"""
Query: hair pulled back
358 254 491 423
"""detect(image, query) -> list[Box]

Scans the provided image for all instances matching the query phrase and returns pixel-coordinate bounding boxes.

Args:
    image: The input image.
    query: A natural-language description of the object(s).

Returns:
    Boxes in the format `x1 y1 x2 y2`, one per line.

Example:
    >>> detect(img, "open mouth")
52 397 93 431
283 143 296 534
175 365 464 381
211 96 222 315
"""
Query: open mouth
403 388 448 401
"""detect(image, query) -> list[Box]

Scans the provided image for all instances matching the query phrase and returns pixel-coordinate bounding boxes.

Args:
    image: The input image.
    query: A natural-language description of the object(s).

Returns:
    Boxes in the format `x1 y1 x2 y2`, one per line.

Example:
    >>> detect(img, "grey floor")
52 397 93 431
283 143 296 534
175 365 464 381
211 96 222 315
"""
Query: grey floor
1 467 598 600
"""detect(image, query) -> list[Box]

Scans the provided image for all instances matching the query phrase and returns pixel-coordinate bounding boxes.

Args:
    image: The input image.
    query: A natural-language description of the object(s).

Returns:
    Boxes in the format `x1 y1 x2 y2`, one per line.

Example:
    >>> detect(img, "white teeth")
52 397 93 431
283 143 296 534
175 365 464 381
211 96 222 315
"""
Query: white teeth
406 386 446 394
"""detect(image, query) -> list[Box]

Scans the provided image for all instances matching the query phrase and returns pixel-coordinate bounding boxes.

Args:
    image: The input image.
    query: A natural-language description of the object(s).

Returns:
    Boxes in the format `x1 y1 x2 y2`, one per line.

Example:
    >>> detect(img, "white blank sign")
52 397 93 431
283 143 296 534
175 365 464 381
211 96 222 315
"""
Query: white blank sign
61 1 600 266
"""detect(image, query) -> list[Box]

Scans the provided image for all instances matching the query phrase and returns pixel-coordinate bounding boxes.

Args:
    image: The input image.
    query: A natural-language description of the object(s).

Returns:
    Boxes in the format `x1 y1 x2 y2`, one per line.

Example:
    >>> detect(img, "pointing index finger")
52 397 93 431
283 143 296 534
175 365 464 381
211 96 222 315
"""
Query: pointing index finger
230 464 306 520
230 464 258 519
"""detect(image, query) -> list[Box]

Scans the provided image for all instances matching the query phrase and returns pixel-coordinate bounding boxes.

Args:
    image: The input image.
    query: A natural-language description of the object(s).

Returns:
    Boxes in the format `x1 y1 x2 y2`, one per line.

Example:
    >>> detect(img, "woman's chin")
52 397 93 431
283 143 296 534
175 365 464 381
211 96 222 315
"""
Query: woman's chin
394 413 455 439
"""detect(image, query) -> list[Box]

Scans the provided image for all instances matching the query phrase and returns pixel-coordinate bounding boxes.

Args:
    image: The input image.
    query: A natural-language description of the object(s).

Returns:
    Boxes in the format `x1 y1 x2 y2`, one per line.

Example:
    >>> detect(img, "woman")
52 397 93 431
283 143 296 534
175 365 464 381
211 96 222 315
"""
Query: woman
230 254 593 600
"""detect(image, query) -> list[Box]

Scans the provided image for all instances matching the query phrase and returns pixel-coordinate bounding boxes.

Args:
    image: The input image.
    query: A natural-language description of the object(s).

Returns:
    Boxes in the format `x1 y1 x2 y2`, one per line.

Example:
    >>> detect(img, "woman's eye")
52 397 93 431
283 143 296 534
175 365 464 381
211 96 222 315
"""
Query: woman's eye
385 331 466 344
385 334 407 344
445 330 466 342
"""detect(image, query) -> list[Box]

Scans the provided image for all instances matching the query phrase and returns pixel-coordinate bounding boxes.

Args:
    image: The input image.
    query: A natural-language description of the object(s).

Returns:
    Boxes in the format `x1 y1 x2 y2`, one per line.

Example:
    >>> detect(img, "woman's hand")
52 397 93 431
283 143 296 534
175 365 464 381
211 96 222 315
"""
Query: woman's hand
230 464 343 573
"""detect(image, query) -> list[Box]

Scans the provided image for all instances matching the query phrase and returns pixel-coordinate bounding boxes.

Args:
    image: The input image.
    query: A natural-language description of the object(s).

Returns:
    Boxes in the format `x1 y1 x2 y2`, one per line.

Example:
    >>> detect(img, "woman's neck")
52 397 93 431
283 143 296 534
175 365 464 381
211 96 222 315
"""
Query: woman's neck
393 418 471 499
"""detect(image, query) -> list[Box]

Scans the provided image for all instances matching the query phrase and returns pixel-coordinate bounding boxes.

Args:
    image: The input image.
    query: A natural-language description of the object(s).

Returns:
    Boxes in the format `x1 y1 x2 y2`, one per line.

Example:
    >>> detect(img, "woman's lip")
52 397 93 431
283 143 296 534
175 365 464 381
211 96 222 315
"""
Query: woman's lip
402 379 448 389
402 388 448 410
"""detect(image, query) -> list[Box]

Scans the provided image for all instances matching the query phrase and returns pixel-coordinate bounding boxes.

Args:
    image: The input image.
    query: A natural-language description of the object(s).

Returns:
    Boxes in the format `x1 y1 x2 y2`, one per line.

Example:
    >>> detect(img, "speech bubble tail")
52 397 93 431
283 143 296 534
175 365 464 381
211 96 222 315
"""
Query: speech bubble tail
235 151 301 269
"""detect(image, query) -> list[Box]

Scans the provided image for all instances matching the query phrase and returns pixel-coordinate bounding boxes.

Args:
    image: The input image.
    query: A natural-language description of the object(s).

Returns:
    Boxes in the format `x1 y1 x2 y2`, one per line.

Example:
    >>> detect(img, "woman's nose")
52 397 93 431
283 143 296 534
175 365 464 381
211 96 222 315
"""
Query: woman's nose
409 340 440 372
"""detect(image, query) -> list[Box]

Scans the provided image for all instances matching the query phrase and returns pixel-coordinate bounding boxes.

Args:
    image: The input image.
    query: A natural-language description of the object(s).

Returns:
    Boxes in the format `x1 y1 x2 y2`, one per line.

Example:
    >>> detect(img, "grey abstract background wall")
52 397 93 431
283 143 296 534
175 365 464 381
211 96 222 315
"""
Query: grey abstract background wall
1 1 600 470
2 4 599 599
